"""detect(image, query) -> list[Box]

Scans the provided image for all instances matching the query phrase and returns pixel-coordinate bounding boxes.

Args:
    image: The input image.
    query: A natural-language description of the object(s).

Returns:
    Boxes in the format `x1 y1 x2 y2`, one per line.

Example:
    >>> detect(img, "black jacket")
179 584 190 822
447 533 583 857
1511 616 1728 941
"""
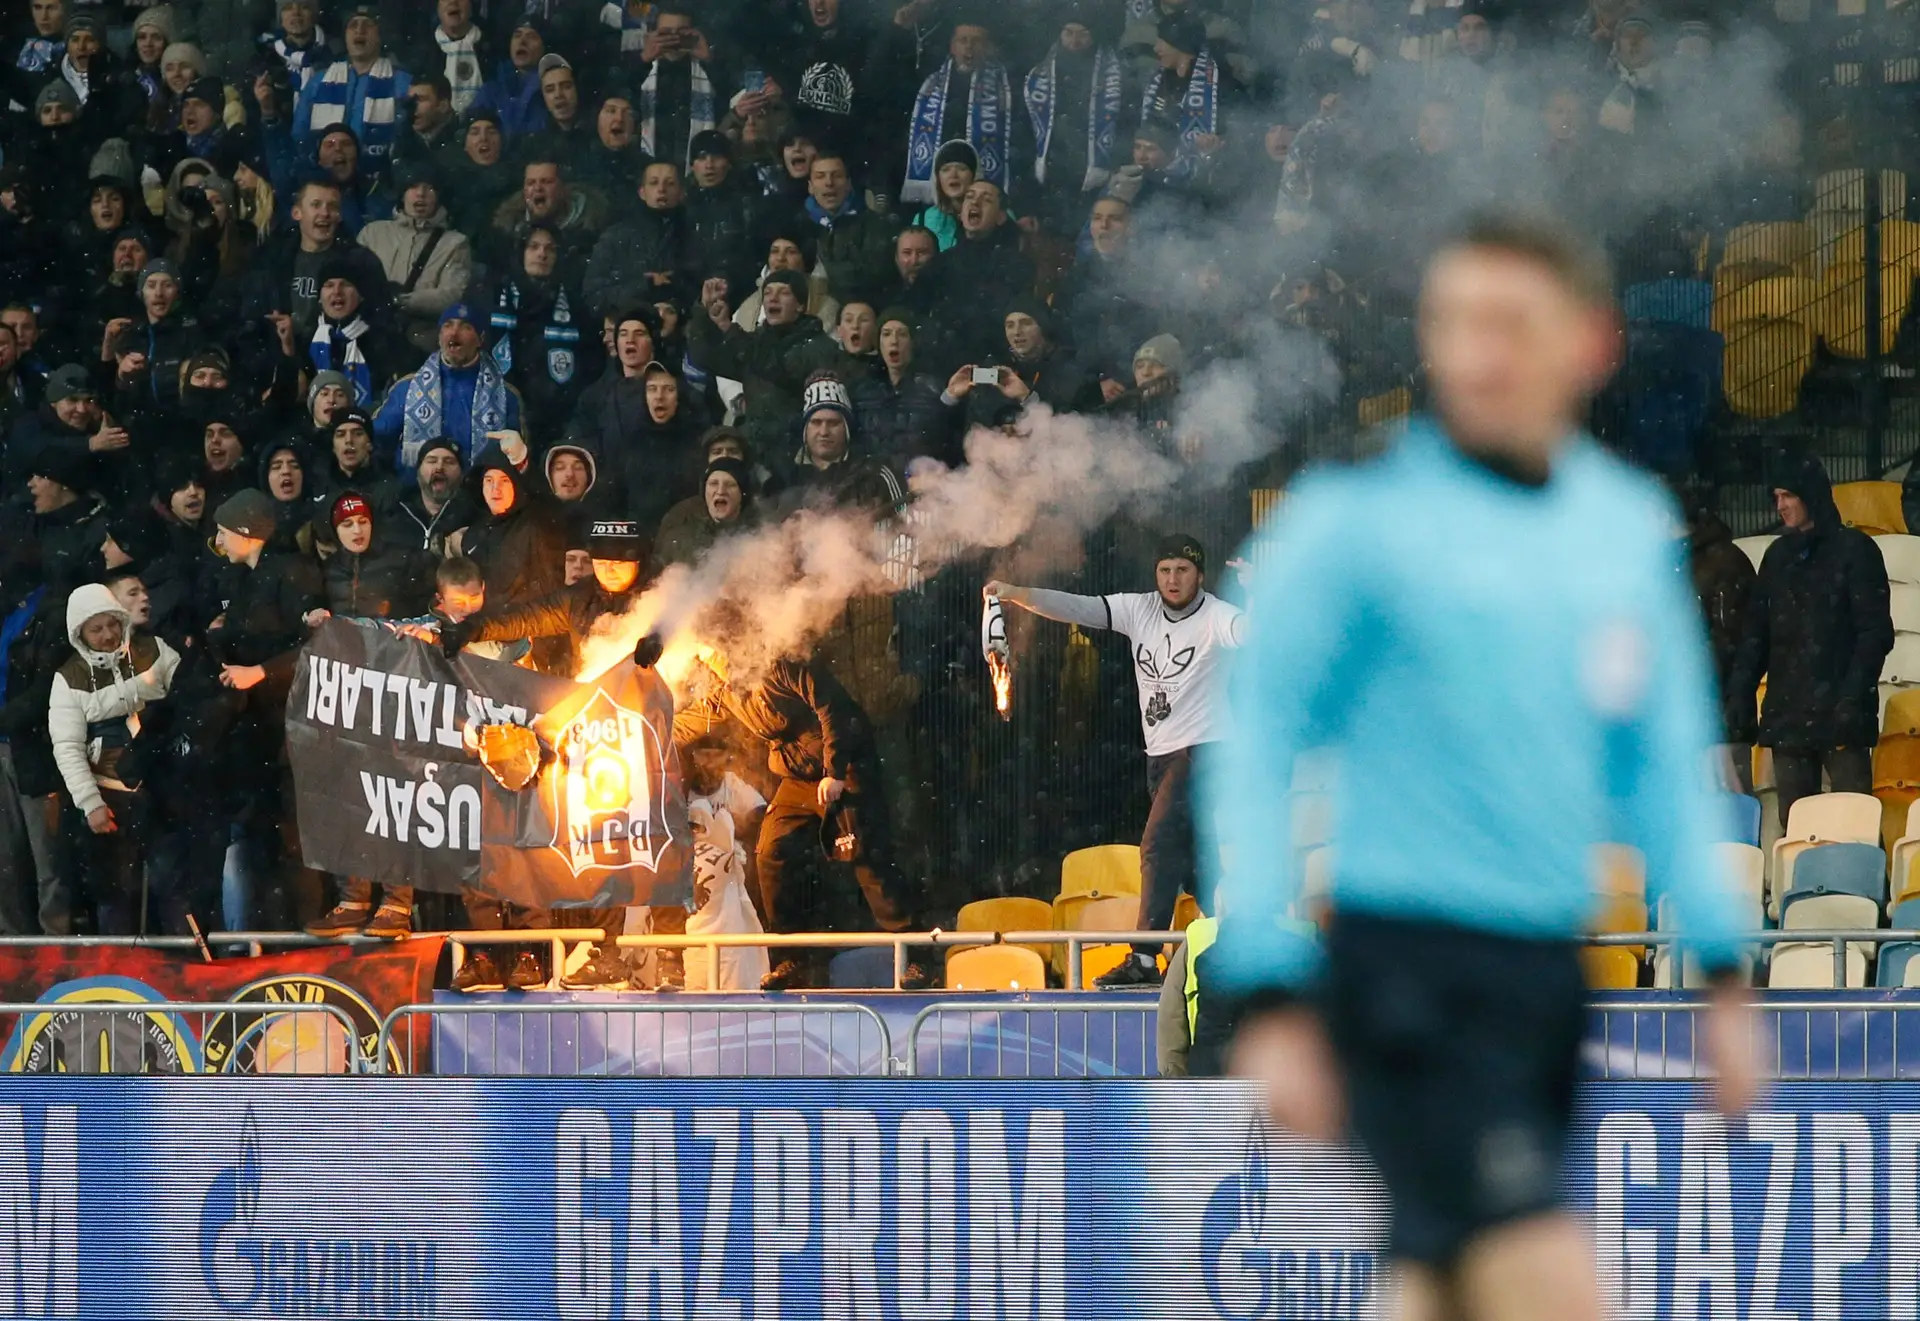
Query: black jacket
386 484 475 556
1726 459 1894 752
0 583 71 798
852 370 959 469
582 204 698 318
459 441 573 673
920 223 1036 368
1687 509 1756 703
204 546 325 748
323 544 433 620
685 313 824 454
680 656 876 786
686 174 770 305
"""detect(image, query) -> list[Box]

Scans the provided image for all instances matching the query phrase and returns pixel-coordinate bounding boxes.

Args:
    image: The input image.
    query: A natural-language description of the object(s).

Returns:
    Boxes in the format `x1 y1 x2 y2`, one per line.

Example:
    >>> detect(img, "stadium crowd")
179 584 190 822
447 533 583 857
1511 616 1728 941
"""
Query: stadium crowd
0 0 1872 988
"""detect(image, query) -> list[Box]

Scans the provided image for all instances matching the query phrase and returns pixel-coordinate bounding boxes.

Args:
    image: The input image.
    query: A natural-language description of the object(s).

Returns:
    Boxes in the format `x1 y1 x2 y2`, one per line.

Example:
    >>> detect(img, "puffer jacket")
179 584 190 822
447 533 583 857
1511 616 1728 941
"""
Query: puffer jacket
357 206 473 350
1726 456 1894 752
49 584 181 817
685 312 824 455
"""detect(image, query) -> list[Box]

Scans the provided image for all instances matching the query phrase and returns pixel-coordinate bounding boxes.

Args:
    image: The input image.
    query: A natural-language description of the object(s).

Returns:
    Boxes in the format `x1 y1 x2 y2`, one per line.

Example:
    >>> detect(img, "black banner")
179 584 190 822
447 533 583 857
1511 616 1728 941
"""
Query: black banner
286 620 691 908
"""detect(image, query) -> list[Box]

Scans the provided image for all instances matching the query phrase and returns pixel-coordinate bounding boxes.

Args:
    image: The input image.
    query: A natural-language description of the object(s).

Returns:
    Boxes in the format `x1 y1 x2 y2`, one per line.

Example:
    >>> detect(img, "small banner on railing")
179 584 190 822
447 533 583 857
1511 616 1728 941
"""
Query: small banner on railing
0 939 443 1073
286 619 692 909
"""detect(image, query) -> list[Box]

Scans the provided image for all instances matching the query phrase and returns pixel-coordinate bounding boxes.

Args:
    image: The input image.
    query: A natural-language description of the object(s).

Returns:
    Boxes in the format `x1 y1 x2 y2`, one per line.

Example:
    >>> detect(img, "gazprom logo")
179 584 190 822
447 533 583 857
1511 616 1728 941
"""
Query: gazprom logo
199 1110 437 1317
1198 1119 1379 1321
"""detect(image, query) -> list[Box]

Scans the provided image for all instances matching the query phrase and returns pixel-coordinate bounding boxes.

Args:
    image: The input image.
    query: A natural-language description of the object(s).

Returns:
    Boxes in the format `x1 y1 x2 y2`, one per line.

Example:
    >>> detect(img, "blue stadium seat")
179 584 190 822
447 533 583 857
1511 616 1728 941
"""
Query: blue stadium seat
1623 278 1715 329
1780 842 1887 934
1878 941 1920 987
1894 896 1920 931
1719 793 1763 847
1617 322 1724 475
828 947 896 989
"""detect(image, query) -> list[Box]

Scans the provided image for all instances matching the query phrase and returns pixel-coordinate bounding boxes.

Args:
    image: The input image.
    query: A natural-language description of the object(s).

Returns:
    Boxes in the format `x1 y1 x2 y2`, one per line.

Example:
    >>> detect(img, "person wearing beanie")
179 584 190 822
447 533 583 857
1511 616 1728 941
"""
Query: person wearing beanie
1024 9 1129 234
125 7 178 122
629 2 721 172
204 480 325 930
687 263 827 457
465 16 550 139
356 155 473 355
726 229 838 333
919 170 1035 366
50 579 181 935
986 531 1240 986
685 125 765 308
256 438 314 555
257 0 330 85
478 222 595 428
291 4 413 167
27 444 109 595
389 436 473 555
107 258 206 417
193 403 251 509
654 454 758 567
372 301 524 474
309 407 399 517
1726 453 1893 832
973 293 1099 413
783 371 905 518
571 86 647 199
914 139 979 251
306 254 406 408
142 456 212 651
900 19 1017 210
437 107 517 233
451 435 571 673
848 307 960 470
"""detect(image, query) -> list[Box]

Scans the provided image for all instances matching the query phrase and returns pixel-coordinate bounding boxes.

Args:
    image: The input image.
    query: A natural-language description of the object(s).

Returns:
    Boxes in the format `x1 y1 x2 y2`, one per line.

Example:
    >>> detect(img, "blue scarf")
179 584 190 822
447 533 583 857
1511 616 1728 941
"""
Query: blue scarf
185 124 225 160
15 37 60 74
308 57 399 158
1025 45 1123 192
310 315 373 405
401 352 508 469
638 57 714 167
265 27 328 79
0 585 46 714
901 59 1011 205
1146 47 1219 182
803 193 864 226
489 282 579 385
599 0 655 51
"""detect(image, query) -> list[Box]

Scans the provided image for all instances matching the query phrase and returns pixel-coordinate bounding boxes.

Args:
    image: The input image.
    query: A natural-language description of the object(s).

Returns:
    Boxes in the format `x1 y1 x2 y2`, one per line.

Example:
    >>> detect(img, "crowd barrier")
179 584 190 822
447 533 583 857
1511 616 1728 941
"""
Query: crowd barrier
0 1074 1915 1319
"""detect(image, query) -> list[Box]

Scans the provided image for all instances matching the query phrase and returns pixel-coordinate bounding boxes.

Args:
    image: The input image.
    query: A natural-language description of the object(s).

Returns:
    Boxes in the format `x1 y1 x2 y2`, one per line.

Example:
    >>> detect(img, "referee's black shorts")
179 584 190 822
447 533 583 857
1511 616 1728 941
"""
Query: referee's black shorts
1320 910 1587 1269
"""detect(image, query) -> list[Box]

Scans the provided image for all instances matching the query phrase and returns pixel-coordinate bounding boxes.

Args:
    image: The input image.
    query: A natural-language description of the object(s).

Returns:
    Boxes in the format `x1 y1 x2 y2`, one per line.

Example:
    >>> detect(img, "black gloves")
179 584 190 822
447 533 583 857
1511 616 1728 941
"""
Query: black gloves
440 617 475 659
633 631 666 669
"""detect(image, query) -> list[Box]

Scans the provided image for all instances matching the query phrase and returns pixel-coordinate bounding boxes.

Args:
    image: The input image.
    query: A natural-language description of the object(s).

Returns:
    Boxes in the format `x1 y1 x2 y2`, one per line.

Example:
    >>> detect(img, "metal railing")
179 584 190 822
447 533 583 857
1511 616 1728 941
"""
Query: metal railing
1590 926 1920 988
376 1000 896 1077
906 1000 1157 1078
1587 998 1920 1083
0 1000 362 1074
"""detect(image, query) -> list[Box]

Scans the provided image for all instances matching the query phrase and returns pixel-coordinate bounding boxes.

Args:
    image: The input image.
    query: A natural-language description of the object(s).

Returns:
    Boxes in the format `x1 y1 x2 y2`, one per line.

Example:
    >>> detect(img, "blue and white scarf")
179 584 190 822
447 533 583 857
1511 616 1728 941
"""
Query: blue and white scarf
308 57 399 158
14 37 60 75
901 59 1011 205
600 1 655 52
1145 47 1218 181
401 352 509 469
638 57 714 168
435 27 485 113
489 283 580 385
265 28 328 81
1024 45 1123 191
310 315 373 406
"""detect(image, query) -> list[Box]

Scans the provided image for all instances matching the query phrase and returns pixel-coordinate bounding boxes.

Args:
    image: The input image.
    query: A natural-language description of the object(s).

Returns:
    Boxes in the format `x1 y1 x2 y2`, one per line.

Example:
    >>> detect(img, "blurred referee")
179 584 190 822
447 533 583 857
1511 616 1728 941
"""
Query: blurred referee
1206 213 1760 1321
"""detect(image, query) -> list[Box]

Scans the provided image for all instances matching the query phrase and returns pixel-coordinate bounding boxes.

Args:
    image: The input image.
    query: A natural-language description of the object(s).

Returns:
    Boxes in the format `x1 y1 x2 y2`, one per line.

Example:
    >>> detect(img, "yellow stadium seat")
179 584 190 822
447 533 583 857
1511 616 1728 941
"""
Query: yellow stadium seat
1712 270 1816 333
1814 261 1914 357
1358 387 1412 428
1724 220 1812 268
1874 735 1920 788
957 896 1054 933
1808 211 1866 271
1890 800 1920 912
1059 844 1141 899
1581 946 1641 990
1889 689 1920 737
945 945 1048 991
1834 480 1908 535
1592 896 1649 960
1172 892 1201 932
1812 168 1908 216
1052 892 1141 980
1250 488 1283 527
1594 844 1646 899
1712 260 1790 328
1889 218 1920 266
1077 944 1136 988
1723 318 1815 419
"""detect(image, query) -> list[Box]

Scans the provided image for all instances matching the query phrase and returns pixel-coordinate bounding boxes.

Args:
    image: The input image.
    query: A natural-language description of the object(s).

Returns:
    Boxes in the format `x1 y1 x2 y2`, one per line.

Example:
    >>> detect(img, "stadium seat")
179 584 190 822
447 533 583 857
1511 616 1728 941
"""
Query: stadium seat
1893 584 1920 633
1723 318 1815 419
1724 220 1813 268
1654 841 1767 930
1591 895 1649 959
1734 535 1778 570
827 947 896 989
1768 941 1869 988
1877 535 1920 586
1172 892 1201 931
1885 633 1920 686
1655 946 1755 989
1886 217 1920 265
945 945 1048 991
1580 946 1640 989
1059 845 1141 899
1358 387 1412 427
1715 274 1820 332
1710 261 1795 331
1771 791 1884 914
957 896 1054 934
1077 945 1135 988
1051 893 1139 981
1779 842 1887 933
1815 261 1914 357
1893 896 1920 930
1719 794 1764 846
1812 168 1908 216
1594 844 1645 898
1834 480 1908 535
1890 800 1920 911
1622 278 1715 329
1877 941 1920 986
1617 322 1723 473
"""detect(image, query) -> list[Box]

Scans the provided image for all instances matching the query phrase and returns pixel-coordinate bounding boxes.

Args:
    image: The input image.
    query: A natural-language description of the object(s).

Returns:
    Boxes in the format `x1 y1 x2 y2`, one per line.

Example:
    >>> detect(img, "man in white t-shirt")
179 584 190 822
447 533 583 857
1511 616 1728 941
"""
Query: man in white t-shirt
987 533 1244 987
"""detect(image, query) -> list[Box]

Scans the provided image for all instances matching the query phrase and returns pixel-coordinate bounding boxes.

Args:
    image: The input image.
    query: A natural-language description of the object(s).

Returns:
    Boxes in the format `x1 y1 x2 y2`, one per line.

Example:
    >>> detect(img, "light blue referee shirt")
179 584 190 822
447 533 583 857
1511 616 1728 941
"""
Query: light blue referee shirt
1206 417 1746 996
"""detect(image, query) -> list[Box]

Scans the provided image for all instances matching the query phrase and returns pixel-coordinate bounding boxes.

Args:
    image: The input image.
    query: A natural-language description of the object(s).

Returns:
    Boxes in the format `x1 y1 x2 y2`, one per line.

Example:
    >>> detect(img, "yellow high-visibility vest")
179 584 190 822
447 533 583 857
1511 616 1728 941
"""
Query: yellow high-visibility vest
1184 916 1218 1036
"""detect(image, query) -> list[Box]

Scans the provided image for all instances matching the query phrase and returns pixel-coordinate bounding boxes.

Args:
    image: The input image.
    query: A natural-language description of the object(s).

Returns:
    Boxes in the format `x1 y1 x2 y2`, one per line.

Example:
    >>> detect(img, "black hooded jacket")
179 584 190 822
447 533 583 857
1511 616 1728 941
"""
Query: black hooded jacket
459 441 573 673
1725 456 1894 752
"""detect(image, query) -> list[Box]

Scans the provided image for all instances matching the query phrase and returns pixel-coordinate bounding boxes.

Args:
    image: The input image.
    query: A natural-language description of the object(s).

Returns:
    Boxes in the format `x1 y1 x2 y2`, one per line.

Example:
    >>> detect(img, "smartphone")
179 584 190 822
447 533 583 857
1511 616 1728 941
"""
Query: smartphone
972 366 1000 386
742 68 766 94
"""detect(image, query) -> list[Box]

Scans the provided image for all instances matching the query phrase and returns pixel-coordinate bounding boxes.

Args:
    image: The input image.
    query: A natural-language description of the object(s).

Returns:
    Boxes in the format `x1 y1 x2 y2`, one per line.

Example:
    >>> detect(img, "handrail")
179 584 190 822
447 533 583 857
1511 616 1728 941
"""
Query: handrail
0 999 363 1074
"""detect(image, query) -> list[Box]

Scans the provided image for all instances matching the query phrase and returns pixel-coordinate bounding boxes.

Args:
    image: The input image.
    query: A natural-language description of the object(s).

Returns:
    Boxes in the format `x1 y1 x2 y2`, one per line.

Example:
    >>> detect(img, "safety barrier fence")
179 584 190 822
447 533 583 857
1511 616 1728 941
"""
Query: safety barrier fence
0 999 362 1074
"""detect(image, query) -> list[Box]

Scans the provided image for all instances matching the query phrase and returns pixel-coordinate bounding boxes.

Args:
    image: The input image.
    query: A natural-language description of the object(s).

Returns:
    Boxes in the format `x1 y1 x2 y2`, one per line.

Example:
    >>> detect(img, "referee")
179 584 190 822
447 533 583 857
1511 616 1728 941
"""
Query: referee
1207 214 1758 1321
988 533 1243 988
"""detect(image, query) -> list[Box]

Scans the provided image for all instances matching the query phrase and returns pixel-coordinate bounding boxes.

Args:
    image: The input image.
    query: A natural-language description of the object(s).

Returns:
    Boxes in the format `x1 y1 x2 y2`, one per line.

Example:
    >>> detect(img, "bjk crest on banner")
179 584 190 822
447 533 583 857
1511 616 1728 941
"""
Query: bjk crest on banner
548 689 675 878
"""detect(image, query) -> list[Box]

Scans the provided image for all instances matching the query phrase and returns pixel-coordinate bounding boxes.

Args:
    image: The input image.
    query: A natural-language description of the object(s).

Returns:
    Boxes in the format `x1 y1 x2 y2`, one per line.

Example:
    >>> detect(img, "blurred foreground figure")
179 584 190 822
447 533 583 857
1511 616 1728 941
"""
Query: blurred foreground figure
1206 213 1759 1321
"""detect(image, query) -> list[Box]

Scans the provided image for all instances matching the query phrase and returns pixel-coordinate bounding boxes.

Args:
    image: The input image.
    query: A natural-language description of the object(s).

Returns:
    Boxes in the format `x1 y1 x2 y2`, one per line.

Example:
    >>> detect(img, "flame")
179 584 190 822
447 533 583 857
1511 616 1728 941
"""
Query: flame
988 650 1013 720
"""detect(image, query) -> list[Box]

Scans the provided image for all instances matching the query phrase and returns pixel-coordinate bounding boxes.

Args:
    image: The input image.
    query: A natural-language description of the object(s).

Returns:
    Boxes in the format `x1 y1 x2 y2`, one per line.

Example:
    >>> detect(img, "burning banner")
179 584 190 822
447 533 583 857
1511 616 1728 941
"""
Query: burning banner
982 593 1013 720
286 620 692 909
